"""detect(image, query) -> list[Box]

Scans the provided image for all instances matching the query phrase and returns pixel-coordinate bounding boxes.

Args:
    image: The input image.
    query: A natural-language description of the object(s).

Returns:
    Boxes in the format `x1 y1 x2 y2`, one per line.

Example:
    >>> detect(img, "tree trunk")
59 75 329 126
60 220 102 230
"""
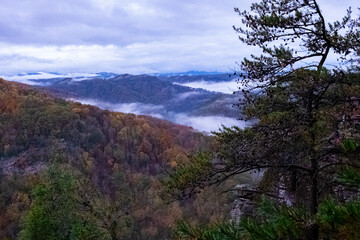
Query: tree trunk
307 158 319 240
306 88 319 240
306 223 319 240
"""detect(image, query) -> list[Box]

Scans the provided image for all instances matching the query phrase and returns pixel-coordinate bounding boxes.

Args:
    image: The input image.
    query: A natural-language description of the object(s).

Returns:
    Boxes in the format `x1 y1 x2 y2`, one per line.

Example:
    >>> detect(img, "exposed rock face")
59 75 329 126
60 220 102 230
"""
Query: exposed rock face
278 176 295 206
0 151 46 175
230 199 242 224
230 184 254 224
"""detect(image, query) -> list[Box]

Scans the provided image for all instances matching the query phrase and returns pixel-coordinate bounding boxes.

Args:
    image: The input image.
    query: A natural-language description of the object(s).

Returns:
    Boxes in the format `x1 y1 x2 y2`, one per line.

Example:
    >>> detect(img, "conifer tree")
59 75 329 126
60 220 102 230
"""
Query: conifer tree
166 1 360 239
19 164 102 240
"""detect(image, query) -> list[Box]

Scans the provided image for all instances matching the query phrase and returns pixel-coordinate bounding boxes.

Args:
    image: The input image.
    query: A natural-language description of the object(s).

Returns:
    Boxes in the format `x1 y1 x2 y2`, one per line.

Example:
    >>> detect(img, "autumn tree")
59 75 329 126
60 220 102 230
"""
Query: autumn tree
166 1 360 239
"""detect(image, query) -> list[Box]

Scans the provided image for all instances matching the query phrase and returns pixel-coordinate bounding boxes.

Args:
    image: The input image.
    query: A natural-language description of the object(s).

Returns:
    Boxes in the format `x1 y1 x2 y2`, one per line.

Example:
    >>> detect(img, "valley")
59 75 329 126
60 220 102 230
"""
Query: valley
2 72 244 132
0 78 248 239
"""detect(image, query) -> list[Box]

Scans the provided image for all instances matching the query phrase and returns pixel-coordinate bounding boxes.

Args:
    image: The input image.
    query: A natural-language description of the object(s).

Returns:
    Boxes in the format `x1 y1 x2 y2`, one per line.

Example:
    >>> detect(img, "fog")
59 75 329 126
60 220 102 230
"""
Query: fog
0 72 99 84
69 98 165 119
174 80 239 94
173 113 245 133
71 98 245 133
175 91 203 100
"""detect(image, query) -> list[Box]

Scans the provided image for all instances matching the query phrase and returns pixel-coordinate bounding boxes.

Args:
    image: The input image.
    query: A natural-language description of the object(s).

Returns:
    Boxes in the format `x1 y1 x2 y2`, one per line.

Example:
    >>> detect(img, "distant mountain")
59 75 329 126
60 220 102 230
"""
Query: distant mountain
95 72 119 79
1 71 239 85
152 71 225 77
38 74 240 119
0 72 243 131
158 72 236 83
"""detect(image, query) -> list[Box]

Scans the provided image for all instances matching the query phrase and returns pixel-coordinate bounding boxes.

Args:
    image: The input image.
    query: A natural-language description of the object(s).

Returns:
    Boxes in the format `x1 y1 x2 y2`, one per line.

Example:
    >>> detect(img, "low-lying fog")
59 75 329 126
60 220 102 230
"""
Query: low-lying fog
71 98 247 133
174 80 239 94
0 72 99 85
1 72 248 132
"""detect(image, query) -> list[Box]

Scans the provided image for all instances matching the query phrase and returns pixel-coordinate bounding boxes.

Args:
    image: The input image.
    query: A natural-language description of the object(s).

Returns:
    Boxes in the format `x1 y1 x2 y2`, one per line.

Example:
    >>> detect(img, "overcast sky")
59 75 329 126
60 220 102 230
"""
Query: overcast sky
0 0 359 75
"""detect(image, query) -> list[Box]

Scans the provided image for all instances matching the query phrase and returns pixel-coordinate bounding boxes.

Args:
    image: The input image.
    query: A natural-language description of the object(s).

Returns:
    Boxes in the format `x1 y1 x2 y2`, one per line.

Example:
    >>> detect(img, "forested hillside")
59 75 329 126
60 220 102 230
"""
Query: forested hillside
157 73 233 84
0 78 239 239
39 74 239 118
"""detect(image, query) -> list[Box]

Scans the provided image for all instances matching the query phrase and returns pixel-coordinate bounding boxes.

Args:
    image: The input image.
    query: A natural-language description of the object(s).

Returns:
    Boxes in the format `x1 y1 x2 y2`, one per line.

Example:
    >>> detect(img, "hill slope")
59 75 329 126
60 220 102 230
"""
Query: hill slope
41 74 239 118
0 79 235 239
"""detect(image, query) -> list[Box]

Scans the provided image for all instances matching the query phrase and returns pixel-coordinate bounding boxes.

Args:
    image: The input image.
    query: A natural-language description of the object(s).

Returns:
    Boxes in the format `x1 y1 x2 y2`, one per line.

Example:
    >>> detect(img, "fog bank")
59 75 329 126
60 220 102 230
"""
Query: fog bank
70 98 246 133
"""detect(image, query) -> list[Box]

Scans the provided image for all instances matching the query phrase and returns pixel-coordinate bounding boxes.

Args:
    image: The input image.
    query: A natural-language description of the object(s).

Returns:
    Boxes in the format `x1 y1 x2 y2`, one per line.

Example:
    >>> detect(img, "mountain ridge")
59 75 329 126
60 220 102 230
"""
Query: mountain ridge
0 72 242 132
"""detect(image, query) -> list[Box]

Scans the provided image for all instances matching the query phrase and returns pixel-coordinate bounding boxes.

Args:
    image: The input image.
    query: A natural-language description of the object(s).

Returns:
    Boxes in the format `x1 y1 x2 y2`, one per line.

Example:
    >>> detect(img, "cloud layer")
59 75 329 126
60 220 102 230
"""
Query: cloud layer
0 0 245 74
0 0 357 74
174 80 240 94
71 98 245 133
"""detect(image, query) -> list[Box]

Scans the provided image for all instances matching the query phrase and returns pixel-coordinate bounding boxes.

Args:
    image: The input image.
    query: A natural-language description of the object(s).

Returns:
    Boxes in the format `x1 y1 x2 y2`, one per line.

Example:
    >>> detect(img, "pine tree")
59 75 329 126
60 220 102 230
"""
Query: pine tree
166 1 360 239
19 164 103 240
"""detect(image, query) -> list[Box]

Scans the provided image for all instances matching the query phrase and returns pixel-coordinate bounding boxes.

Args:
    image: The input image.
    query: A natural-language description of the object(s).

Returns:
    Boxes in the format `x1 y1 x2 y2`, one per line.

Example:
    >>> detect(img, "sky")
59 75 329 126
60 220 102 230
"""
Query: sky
0 0 359 75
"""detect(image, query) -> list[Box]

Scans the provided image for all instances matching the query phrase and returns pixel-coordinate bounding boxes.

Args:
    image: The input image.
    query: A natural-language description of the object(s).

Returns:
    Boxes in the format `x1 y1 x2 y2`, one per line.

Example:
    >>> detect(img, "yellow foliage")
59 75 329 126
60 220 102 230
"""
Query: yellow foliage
71 107 82 113
82 107 89 114
112 163 119 171
170 160 178 168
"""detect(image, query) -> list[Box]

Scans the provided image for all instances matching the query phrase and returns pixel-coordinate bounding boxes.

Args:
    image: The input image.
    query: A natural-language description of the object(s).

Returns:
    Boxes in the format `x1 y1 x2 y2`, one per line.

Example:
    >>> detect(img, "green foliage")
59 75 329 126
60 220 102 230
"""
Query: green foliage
173 221 244 240
173 195 360 240
232 0 360 212
173 198 307 240
87 128 105 147
19 164 102 240
213 126 257 165
163 152 213 199
242 198 306 240
235 0 360 80
338 167 360 187
317 198 360 239
168 1 360 239
341 139 359 153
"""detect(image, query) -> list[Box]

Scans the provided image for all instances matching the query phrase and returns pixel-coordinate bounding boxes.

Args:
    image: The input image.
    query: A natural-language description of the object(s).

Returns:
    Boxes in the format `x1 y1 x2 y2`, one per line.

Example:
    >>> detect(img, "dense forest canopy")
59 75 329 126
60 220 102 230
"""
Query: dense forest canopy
0 79 242 239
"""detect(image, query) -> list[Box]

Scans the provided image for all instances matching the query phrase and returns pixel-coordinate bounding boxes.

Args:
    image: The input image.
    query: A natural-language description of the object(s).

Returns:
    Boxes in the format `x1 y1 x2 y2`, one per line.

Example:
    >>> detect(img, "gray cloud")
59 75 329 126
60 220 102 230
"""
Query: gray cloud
0 0 244 46
0 0 358 74
0 53 53 63
0 0 356 45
